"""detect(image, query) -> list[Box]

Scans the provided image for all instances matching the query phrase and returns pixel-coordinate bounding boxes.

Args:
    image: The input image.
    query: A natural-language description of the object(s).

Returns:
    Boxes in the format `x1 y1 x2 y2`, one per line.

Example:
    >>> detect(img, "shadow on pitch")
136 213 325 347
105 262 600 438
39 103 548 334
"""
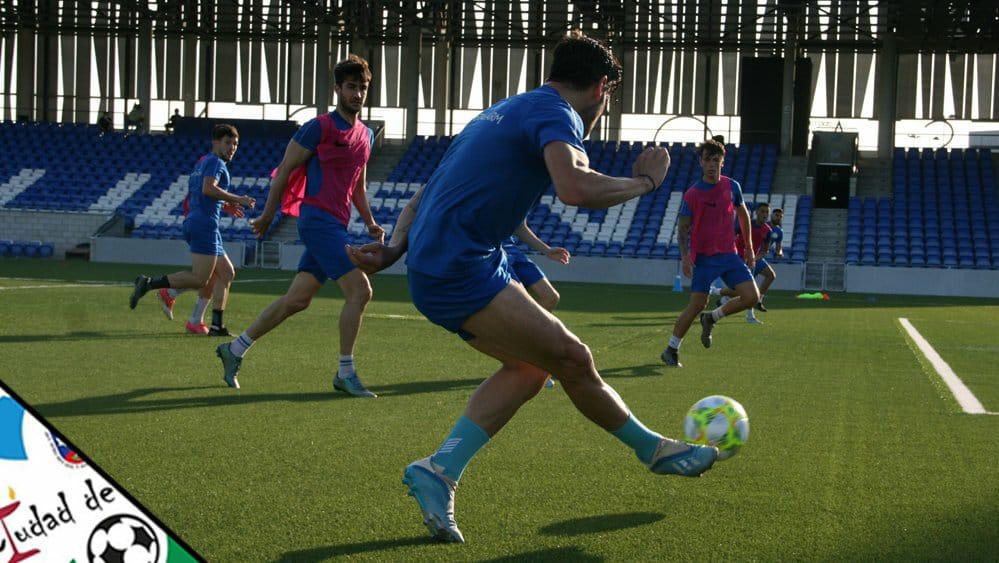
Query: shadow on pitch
587 315 677 328
0 330 188 344
34 378 486 418
275 536 431 561
483 546 604 562
599 364 664 378
539 512 665 537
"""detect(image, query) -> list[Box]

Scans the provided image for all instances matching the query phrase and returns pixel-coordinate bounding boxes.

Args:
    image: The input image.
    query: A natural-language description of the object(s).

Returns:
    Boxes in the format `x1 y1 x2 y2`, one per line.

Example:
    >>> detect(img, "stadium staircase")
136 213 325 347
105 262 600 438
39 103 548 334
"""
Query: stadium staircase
772 155 809 195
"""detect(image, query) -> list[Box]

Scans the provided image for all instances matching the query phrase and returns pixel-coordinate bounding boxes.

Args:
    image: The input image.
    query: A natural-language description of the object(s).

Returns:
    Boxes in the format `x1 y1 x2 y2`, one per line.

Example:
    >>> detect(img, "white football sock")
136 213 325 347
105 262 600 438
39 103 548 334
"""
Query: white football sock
668 335 682 350
711 307 726 322
189 297 210 325
338 355 355 378
229 332 254 358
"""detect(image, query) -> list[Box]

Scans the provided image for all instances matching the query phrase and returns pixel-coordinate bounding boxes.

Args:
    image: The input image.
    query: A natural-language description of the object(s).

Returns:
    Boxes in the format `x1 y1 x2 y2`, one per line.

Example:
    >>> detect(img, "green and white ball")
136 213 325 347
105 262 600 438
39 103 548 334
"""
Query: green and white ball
683 395 749 460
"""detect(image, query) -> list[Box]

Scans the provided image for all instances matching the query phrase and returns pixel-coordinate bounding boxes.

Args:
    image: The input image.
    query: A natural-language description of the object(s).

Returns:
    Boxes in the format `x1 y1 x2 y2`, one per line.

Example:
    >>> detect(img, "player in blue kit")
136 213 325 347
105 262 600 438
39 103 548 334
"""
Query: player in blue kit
346 31 718 543
129 124 255 336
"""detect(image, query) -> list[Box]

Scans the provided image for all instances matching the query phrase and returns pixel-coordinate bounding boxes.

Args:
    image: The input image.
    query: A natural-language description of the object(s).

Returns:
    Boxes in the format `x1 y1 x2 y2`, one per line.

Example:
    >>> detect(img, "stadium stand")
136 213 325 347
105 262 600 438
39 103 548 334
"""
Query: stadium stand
1 121 811 261
846 147 999 269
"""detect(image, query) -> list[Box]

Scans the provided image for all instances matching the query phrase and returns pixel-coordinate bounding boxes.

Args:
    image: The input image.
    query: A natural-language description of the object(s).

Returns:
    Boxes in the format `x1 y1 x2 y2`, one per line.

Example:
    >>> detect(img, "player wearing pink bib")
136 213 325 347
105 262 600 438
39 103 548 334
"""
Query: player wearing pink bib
662 140 760 367
214 56 384 395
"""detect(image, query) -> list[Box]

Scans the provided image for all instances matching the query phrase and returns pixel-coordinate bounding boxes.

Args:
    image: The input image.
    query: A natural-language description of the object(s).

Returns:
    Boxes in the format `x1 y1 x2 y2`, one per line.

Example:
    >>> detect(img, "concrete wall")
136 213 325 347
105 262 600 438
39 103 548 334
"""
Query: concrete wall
278 243 805 289
845 265 999 298
92 237 246 266
0 209 110 257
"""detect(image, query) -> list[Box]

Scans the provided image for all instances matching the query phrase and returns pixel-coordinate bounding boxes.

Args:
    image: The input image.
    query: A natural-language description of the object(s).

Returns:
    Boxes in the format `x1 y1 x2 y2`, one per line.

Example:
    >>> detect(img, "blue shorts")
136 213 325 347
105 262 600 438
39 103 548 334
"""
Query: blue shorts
504 246 546 287
183 216 224 256
296 217 355 284
753 257 771 277
407 258 512 341
691 253 753 294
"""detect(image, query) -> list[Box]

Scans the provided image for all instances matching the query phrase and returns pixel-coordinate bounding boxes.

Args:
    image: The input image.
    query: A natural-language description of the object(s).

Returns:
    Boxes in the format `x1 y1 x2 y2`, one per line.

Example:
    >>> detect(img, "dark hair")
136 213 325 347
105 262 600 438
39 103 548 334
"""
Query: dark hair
711 134 726 144
548 30 622 93
212 124 239 140
334 55 373 86
757 202 770 210
698 139 726 159
772 207 783 214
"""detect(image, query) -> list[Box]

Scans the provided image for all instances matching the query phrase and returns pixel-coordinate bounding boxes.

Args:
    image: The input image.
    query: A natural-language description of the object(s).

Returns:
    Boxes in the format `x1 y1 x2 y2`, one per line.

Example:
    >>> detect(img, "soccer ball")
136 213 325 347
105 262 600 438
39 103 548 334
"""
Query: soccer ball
87 514 160 563
683 395 749 461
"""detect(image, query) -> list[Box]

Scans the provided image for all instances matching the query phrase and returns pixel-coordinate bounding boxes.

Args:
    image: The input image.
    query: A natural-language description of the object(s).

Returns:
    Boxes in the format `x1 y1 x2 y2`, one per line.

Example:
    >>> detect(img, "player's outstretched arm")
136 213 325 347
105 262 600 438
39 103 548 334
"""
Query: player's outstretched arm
736 204 755 270
346 185 426 274
677 216 693 278
202 177 254 208
351 166 384 242
514 220 569 264
545 142 669 209
252 140 313 237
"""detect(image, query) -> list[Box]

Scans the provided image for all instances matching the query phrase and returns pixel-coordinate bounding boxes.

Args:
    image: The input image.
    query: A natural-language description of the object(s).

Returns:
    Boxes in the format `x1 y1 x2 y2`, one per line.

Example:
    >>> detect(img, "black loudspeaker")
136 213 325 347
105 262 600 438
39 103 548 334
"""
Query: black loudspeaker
739 57 782 145
792 57 812 156
815 164 851 209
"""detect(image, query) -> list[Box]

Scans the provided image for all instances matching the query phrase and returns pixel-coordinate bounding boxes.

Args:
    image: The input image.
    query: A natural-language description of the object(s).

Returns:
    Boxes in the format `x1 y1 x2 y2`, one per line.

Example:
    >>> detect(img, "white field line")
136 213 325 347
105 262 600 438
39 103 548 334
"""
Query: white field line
898 317 996 415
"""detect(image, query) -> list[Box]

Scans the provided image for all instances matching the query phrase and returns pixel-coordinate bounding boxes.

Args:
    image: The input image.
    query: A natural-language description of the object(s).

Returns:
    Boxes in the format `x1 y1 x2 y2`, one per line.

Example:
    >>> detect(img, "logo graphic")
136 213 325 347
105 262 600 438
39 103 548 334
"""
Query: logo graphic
0 488 41 562
47 433 85 469
87 514 159 563
0 398 27 461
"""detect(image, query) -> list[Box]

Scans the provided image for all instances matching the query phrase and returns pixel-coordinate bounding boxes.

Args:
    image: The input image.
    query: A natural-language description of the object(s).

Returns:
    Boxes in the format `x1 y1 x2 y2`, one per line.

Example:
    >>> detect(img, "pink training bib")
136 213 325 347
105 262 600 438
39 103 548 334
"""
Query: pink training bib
683 176 738 261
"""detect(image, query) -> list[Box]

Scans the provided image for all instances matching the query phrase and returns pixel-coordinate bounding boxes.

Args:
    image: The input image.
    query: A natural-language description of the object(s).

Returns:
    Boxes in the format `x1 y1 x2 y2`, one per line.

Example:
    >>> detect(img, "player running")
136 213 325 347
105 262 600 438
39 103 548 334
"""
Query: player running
717 202 776 324
214 56 383 395
347 31 718 544
129 124 253 337
660 139 760 367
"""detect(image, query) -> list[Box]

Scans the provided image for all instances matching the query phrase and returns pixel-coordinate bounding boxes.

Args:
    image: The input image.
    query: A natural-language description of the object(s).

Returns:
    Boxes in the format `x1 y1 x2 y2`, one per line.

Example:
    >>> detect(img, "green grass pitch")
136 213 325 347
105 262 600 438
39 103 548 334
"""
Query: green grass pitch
1 260 997 561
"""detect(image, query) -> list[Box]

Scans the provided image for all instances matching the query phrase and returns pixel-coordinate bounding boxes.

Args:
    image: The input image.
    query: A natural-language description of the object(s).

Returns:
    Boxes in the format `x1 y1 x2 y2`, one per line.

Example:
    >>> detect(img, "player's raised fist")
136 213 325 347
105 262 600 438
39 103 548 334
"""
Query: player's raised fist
632 147 670 192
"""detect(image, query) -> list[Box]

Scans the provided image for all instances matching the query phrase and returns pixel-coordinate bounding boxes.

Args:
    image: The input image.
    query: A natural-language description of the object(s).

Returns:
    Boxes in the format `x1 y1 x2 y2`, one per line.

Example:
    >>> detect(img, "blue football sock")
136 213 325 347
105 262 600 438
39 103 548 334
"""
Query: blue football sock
611 414 663 465
430 416 490 482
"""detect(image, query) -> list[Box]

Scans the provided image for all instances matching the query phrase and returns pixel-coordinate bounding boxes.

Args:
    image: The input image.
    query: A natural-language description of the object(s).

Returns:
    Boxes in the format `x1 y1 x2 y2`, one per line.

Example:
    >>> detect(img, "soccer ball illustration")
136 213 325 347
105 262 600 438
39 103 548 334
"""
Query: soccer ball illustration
87 514 160 563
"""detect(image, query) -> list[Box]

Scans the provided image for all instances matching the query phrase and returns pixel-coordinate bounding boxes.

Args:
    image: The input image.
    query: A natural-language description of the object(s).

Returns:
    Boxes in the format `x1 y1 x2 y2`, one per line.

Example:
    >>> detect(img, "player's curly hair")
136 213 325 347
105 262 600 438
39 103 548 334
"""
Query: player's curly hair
212 124 239 140
698 139 726 159
334 55 373 86
548 30 623 94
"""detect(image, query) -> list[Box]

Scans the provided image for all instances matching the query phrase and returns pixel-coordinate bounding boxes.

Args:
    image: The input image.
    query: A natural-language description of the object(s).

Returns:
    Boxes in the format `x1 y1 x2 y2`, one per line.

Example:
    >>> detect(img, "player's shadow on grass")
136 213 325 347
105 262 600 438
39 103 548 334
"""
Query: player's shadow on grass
275 536 430 560
539 512 665 537
0 330 188 344
587 316 676 328
483 546 604 562
600 364 664 378
34 378 486 417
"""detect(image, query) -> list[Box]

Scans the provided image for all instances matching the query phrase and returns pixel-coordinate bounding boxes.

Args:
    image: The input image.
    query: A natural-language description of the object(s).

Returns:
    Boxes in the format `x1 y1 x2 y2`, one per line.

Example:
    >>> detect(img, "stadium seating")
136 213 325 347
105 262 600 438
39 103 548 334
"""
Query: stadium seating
845 147 999 269
0 239 53 258
384 136 810 261
0 121 284 242
2 121 811 260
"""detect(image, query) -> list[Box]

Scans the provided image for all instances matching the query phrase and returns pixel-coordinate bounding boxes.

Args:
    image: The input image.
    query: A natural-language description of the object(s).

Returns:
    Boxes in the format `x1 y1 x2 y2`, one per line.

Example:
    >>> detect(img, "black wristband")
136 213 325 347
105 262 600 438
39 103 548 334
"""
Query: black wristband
637 174 658 193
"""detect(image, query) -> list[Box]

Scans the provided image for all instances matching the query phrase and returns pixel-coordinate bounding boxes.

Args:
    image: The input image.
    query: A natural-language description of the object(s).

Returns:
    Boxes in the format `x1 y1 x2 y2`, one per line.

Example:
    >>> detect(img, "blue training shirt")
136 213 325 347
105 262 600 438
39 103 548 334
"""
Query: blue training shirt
678 179 744 217
407 85 585 278
292 111 375 216
187 154 230 223
766 224 784 254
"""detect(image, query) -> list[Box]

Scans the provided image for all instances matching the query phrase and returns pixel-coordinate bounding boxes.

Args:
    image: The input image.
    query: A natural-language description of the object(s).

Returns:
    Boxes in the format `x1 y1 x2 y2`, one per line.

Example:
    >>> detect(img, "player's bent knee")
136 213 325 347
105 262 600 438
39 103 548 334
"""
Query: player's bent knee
540 291 560 311
554 338 595 384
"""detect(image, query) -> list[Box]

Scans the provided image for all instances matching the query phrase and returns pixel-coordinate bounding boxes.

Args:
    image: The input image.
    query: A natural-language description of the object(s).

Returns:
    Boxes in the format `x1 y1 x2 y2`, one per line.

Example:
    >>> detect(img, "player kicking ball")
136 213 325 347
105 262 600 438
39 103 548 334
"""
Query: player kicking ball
129 124 254 337
348 31 717 544
661 140 760 367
